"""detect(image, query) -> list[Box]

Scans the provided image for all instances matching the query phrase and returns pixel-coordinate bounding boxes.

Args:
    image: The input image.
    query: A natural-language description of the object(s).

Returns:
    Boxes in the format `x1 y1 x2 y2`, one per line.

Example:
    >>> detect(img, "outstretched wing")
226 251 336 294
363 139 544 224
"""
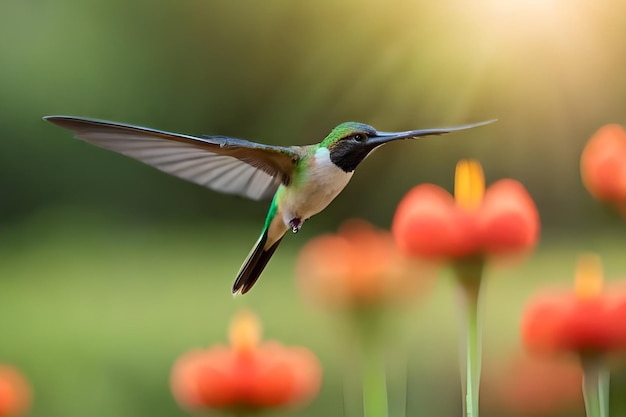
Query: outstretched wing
44 116 305 200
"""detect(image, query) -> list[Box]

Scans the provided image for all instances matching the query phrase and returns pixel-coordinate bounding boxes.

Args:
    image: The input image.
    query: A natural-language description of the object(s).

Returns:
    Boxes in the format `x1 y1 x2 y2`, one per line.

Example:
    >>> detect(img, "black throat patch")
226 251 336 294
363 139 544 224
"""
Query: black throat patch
328 140 375 173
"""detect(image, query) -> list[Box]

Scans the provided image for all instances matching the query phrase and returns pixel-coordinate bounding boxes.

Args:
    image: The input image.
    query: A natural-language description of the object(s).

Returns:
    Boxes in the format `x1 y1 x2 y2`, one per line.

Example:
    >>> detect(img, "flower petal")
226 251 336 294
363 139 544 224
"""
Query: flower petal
522 289 626 354
171 330 322 412
0 366 30 417
479 179 539 255
392 184 479 258
297 220 431 308
581 124 626 203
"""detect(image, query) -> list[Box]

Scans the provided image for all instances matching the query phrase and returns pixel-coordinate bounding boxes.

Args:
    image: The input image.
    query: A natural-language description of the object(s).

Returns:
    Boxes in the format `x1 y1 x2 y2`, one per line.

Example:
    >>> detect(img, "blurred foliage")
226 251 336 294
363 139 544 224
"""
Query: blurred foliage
3 219 626 417
3 0 626 416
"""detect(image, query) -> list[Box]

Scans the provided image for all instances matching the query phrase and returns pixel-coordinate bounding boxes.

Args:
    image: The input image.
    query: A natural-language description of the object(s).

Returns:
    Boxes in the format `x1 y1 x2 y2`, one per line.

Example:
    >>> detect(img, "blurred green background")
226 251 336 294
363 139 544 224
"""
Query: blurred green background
2 0 626 416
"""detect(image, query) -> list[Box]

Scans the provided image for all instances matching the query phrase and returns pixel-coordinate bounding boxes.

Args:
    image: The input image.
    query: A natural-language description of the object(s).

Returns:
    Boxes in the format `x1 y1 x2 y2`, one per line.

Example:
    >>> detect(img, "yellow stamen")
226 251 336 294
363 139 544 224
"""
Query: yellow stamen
574 254 604 299
229 309 262 351
454 159 485 210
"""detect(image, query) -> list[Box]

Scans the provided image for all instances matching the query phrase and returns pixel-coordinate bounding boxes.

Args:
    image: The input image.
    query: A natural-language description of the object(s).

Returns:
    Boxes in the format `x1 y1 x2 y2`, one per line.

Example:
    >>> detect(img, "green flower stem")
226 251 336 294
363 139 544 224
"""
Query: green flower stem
354 311 389 417
362 339 388 417
464 289 480 417
581 355 610 417
454 260 485 417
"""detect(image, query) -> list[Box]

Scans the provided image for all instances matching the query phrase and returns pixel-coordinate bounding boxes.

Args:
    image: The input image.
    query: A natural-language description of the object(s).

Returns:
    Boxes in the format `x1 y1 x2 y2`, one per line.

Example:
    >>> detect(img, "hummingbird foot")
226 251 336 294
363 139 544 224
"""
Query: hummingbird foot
289 218 303 234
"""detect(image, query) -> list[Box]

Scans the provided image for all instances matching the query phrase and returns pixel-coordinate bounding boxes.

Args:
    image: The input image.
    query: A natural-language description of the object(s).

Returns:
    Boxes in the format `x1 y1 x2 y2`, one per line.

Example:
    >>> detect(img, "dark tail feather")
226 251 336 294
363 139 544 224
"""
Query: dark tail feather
232 229 283 295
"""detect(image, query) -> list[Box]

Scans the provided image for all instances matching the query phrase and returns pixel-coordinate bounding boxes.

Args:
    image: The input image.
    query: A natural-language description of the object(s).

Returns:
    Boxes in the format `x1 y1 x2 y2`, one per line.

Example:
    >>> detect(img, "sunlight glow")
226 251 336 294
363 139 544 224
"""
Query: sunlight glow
483 0 564 19
474 0 587 40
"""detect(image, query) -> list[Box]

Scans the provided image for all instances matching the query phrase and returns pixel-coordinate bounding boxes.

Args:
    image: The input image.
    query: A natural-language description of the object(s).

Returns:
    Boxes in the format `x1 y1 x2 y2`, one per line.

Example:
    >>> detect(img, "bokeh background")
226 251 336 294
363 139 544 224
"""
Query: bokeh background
2 0 626 416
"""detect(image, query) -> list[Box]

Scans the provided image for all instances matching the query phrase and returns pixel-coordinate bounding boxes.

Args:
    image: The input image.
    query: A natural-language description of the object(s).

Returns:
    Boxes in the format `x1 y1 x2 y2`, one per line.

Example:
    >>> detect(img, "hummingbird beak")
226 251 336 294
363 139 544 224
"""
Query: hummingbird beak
368 119 497 147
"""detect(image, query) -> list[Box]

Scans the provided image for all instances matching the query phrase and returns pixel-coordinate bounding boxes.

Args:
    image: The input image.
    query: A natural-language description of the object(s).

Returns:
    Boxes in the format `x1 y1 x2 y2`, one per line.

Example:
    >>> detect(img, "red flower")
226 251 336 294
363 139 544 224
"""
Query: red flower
581 124 626 213
392 159 539 260
481 351 583 416
171 310 321 413
522 255 626 355
0 365 31 417
295 220 432 309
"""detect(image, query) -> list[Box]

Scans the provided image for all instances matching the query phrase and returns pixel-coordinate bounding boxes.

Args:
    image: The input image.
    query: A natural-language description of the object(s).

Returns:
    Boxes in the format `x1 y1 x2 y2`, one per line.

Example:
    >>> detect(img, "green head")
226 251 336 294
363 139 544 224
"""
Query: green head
320 120 495 172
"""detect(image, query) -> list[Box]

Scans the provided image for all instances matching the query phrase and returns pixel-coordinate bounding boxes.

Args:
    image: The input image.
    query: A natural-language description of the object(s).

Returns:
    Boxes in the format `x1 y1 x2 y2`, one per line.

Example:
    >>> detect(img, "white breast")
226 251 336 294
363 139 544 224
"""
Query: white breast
279 147 353 225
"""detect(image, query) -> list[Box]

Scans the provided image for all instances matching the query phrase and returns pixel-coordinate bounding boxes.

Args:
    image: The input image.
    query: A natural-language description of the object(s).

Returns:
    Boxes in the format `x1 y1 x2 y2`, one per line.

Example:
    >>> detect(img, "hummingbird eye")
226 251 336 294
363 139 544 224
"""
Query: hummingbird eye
353 133 366 142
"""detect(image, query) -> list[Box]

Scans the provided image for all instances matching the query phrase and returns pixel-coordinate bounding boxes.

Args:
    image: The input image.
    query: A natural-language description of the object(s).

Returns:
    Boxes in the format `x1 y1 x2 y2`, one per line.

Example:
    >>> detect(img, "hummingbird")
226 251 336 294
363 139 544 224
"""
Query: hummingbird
44 115 494 294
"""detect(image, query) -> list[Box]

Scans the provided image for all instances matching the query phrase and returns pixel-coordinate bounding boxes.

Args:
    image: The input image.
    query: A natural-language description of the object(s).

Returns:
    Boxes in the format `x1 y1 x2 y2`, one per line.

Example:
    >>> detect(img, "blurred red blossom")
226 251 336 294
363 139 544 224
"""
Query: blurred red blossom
0 365 31 417
522 254 626 355
392 160 540 417
295 219 433 310
171 310 321 413
581 124 626 213
392 159 539 261
481 351 583 417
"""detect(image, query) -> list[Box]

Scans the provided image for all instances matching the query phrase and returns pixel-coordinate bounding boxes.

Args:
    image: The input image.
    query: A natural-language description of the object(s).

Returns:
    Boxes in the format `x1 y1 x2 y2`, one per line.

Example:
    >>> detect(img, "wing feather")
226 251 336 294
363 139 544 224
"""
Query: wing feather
44 116 305 201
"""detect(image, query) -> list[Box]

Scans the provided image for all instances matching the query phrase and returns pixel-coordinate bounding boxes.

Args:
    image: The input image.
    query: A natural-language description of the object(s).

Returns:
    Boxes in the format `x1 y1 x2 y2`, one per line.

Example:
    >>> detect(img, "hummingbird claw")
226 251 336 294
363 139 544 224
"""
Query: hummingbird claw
289 218 302 234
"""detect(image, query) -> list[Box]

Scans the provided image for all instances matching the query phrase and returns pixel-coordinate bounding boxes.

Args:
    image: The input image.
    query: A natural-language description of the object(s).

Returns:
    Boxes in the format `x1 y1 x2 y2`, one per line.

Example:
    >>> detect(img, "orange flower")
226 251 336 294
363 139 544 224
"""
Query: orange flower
581 124 626 213
171 310 321 413
295 219 432 309
392 160 539 260
522 255 626 355
0 365 31 417
481 352 583 416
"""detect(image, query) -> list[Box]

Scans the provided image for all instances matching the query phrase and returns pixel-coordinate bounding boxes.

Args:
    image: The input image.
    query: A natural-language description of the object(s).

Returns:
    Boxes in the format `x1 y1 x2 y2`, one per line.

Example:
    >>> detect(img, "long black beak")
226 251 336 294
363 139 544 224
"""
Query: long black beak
368 119 496 147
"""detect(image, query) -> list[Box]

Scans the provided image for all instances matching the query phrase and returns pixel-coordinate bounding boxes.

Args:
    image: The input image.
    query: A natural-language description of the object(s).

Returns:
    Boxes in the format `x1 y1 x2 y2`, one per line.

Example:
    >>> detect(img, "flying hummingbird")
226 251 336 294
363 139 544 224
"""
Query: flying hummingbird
44 116 494 294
